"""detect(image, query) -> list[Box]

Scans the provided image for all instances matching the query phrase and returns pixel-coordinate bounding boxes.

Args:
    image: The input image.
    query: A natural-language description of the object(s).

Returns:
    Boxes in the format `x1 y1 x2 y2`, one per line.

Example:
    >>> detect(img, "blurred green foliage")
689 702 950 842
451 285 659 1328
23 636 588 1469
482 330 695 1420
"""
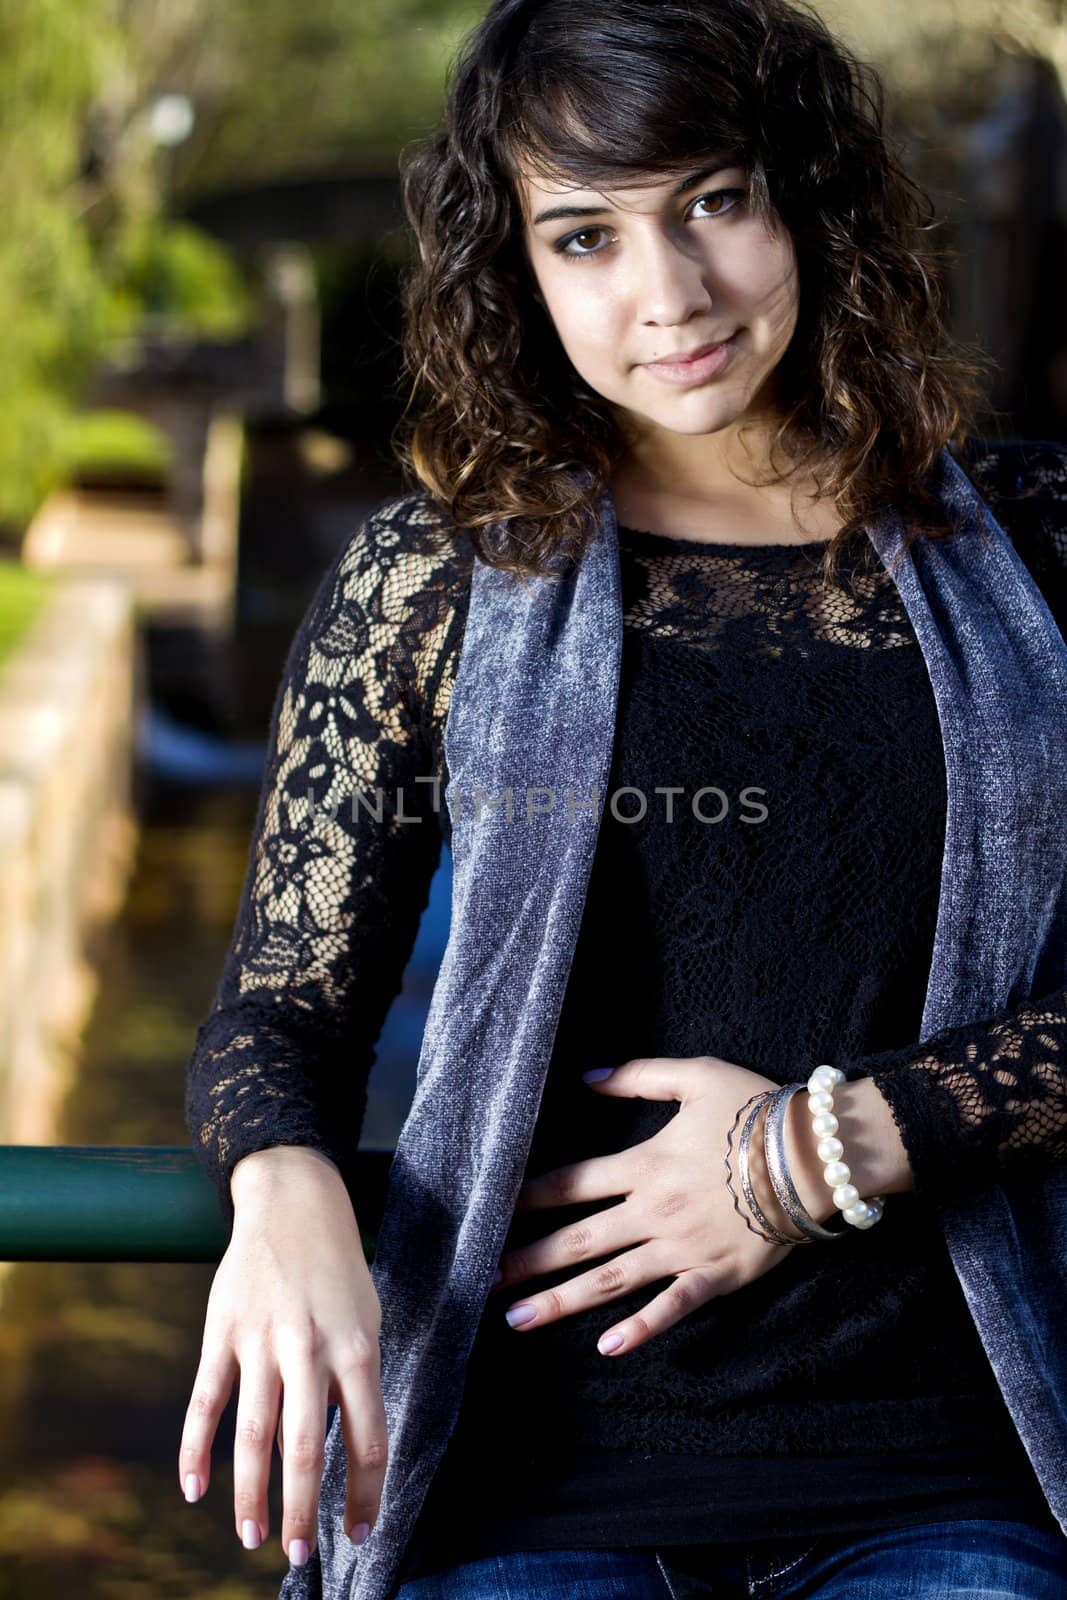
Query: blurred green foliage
0 561 54 671
61 408 174 488
116 217 256 338
0 2 256 535
157 0 486 191
0 0 124 531
1 0 486 537
0 0 490 537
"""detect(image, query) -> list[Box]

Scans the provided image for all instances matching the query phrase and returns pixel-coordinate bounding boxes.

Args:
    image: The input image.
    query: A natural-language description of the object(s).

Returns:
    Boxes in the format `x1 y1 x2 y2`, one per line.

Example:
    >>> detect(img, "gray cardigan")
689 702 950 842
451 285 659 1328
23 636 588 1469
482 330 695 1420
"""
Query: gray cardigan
280 447 1067 1600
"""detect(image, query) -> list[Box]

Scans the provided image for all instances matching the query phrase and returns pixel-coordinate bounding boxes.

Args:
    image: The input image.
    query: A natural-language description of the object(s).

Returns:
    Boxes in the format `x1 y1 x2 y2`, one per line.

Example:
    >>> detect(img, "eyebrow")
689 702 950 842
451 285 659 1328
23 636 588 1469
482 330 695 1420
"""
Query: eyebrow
529 162 740 227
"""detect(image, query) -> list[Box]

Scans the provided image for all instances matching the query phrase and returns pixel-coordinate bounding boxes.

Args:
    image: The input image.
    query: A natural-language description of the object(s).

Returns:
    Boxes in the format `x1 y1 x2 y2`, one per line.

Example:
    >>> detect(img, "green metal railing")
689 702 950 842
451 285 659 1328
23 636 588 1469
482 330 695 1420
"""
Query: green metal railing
0 1147 394 1262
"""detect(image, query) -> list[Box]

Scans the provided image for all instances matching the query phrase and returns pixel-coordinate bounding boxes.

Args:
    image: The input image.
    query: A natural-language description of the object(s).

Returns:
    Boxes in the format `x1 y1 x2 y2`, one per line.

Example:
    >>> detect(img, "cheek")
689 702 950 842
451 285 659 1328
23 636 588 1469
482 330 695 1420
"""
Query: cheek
772 274 802 338
743 270 799 346
728 232 798 321
546 285 623 357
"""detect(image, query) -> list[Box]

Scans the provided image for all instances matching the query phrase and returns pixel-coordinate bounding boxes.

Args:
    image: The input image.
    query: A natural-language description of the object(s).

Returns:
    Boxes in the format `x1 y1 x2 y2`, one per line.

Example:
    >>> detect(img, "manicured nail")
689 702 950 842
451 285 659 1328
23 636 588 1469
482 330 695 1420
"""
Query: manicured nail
598 1332 624 1354
241 1519 261 1549
183 1474 201 1503
289 1539 309 1566
583 1067 615 1081
506 1303 536 1327
349 1522 370 1545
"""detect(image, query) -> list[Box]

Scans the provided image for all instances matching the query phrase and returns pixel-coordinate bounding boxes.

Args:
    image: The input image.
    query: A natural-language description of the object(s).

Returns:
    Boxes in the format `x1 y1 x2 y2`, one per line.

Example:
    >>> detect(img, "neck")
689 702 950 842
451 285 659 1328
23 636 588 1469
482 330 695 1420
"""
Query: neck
610 433 842 547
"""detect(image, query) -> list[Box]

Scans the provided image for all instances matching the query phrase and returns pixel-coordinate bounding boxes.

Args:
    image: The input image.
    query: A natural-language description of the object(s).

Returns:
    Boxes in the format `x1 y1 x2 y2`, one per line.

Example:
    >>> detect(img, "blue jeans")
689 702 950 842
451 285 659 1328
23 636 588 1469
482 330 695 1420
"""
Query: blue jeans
392 1519 1067 1599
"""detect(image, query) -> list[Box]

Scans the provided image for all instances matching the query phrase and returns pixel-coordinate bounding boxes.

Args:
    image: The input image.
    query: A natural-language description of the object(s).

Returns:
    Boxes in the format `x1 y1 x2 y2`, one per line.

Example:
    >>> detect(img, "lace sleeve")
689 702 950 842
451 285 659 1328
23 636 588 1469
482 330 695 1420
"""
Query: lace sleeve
849 988 1067 1203
847 437 1067 1205
184 493 464 1233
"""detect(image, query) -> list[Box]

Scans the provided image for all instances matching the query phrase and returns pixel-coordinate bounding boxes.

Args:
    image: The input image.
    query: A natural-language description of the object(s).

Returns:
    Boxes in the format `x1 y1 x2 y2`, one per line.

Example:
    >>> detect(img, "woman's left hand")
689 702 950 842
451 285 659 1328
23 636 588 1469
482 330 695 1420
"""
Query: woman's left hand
489 1055 819 1357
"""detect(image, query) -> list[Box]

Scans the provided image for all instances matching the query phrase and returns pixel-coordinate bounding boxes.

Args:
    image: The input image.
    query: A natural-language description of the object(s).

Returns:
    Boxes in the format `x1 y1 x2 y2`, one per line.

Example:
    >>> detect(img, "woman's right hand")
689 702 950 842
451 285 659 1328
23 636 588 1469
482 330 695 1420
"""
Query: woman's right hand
178 1145 388 1569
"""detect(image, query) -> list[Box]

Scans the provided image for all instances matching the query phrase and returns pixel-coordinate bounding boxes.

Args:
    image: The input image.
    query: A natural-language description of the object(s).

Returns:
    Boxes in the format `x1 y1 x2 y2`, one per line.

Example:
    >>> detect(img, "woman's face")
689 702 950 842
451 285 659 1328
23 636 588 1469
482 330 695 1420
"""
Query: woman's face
517 159 800 461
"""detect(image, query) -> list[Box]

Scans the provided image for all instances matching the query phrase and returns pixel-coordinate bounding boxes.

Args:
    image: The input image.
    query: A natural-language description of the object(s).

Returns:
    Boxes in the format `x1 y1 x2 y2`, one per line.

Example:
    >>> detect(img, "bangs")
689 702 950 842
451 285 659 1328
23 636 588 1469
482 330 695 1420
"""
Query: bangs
490 8 774 225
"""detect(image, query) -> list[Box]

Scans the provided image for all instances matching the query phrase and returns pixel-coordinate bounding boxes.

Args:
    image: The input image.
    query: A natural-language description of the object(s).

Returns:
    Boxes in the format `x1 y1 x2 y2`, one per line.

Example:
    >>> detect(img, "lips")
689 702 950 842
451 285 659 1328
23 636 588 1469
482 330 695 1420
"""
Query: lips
646 337 735 365
640 333 739 387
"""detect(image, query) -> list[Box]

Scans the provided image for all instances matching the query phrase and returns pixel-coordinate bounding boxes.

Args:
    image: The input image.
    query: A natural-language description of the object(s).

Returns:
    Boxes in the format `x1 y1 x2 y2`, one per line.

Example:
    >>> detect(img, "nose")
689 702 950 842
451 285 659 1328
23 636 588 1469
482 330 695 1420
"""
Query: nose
635 234 714 328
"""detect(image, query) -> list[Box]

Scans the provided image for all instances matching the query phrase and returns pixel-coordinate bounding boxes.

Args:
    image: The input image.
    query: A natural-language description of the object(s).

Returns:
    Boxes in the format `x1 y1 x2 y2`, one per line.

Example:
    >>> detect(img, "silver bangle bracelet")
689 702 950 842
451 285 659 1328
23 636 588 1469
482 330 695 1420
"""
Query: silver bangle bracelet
763 1084 848 1243
736 1092 803 1247
725 1091 791 1245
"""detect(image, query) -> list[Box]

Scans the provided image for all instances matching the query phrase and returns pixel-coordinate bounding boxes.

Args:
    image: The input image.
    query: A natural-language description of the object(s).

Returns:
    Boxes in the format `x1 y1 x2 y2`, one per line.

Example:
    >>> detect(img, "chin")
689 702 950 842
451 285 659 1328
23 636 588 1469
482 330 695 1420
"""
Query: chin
650 404 744 436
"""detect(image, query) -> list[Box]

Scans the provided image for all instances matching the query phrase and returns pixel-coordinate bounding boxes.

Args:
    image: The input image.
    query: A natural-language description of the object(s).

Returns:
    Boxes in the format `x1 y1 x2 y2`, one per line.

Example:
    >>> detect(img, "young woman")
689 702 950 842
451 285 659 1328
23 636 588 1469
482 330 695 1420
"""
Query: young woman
181 2 1067 1598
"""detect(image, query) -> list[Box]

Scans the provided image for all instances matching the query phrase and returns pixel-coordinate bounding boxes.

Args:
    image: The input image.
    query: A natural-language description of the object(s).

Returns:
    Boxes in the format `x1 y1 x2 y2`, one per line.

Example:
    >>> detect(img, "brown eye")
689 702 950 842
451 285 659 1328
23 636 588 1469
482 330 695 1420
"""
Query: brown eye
555 227 608 259
691 189 746 219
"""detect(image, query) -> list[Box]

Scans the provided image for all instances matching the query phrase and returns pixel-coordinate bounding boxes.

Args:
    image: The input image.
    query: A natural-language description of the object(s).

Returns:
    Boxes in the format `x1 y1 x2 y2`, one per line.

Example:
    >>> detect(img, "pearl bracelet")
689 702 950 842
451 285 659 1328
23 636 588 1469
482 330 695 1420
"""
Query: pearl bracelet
807 1065 885 1230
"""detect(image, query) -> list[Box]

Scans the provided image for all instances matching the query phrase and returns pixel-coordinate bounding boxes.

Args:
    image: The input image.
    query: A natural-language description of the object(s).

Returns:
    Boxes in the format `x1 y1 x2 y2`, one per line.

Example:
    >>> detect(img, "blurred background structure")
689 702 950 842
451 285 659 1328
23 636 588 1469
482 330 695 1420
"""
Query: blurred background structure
0 0 1065 1593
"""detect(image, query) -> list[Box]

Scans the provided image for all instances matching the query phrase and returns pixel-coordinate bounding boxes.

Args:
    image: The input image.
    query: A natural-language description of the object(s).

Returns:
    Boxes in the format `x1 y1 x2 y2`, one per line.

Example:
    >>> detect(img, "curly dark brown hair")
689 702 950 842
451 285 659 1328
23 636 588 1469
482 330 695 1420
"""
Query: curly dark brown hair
390 0 995 587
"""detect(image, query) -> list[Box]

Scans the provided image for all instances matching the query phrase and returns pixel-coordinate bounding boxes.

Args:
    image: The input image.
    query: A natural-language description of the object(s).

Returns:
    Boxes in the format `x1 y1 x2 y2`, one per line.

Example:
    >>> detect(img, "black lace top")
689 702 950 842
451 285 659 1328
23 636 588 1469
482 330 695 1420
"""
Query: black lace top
184 437 1067 1574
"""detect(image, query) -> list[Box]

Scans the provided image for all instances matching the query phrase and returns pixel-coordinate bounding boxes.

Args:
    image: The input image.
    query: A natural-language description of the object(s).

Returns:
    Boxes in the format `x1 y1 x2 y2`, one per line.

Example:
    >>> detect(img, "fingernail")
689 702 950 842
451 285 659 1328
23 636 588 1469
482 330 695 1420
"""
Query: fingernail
583 1067 614 1081
349 1522 370 1545
289 1539 309 1566
505 1303 536 1327
598 1332 624 1354
183 1474 201 1503
241 1519 261 1550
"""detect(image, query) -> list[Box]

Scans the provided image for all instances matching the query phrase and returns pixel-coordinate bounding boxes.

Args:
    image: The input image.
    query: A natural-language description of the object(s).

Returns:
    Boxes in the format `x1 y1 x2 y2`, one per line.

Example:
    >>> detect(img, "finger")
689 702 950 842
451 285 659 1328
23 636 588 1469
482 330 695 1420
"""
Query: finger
582 1056 695 1103
179 1342 238 1505
232 1358 281 1552
498 1201 638 1291
330 1340 389 1546
501 1240 662 1331
275 1354 331 1564
592 1264 723 1355
514 1151 630 1213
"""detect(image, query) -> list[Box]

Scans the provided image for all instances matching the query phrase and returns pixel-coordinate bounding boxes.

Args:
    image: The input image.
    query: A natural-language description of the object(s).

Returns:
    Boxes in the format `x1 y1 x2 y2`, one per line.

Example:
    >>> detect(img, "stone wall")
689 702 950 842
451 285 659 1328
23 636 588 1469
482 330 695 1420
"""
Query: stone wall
0 577 140 1146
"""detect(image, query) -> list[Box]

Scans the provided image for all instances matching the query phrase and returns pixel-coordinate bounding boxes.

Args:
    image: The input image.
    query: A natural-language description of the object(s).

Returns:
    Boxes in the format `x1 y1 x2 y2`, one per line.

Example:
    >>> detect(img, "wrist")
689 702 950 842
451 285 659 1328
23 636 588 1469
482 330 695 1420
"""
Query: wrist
832 1076 914 1198
781 1076 914 1227
230 1144 347 1208
745 1100 814 1243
